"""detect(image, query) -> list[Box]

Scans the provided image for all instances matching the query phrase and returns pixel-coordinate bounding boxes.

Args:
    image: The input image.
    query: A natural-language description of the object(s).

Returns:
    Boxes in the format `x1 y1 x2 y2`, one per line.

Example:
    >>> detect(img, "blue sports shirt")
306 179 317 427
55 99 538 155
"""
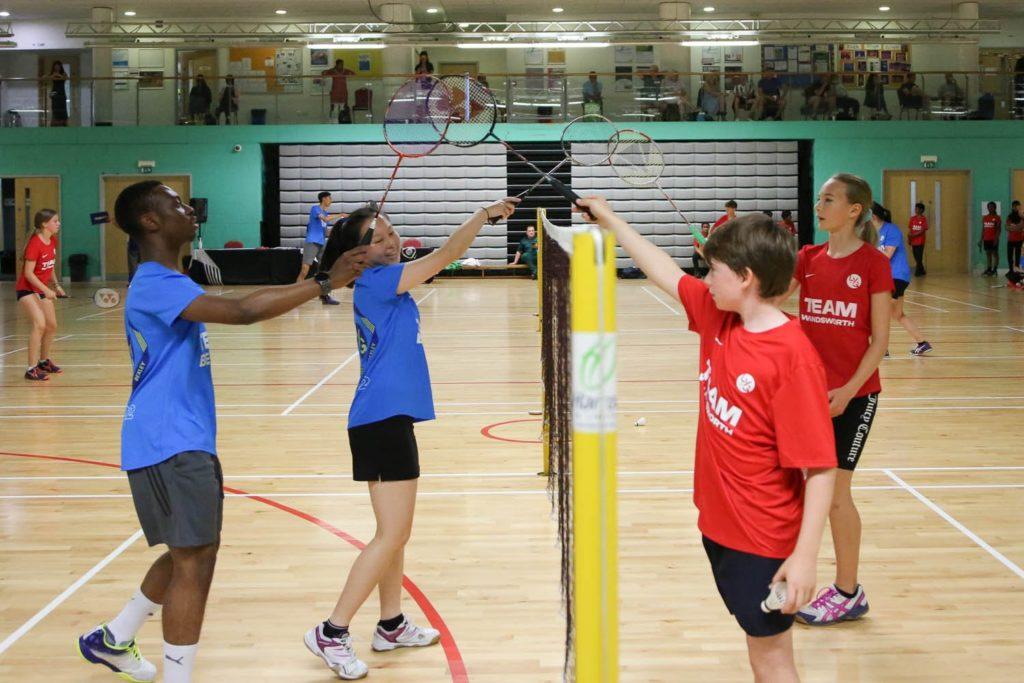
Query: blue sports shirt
121 262 216 471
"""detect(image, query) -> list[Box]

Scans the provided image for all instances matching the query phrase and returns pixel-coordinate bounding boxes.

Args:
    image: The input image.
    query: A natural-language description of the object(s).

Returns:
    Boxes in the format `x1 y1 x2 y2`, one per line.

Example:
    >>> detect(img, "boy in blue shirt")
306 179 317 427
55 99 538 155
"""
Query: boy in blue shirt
77 181 368 683
297 190 348 304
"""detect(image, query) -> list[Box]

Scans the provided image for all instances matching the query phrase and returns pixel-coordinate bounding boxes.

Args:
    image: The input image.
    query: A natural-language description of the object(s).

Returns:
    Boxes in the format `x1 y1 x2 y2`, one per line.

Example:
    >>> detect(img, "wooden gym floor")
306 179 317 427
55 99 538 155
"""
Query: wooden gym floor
0 275 1022 682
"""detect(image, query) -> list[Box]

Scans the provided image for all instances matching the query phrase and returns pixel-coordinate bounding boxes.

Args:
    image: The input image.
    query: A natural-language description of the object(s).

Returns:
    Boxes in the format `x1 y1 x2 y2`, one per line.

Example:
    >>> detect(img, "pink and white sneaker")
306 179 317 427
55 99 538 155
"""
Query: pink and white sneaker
795 585 870 626
371 616 440 652
304 624 368 680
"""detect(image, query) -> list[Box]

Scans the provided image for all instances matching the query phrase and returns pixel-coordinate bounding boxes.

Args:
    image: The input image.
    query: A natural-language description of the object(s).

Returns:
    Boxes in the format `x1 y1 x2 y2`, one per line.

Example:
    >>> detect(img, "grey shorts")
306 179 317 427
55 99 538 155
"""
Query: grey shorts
127 451 224 548
302 241 325 266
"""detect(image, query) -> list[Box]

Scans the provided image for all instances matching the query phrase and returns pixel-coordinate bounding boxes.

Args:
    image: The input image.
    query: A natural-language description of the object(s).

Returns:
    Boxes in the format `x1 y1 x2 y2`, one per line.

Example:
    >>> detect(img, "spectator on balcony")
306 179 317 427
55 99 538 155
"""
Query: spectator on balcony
215 74 239 125
864 73 890 119
582 71 604 114
660 72 695 121
188 74 213 124
415 51 435 76
697 74 725 120
935 72 965 108
833 76 861 120
731 74 756 120
322 59 355 119
755 65 785 120
48 61 69 127
804 77 835 118
897 72 931 113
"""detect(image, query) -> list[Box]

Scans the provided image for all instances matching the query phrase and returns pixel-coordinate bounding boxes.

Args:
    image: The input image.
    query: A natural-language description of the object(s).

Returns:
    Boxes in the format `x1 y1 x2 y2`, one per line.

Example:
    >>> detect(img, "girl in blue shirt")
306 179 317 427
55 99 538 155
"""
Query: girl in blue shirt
304 197 519 679
873 204 932 356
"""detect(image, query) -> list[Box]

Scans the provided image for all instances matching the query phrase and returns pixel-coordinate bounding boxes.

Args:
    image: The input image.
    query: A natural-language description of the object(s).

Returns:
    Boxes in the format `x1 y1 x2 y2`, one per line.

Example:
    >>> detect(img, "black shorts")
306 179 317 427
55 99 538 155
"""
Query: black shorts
348 415 420 481
832 393 879 471
16 289 44 301
702 535 794 638
892 279 910 299
127 451 224 548
984 240 998 252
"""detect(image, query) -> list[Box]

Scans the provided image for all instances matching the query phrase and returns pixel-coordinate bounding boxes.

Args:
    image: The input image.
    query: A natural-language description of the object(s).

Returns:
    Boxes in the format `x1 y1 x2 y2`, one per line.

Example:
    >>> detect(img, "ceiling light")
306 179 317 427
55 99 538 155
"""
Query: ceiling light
426 7 439 13
308 42 386 50
0 11 10 17
458 22 470 28
275 9 287 14
879 5 891 10
703 6 715 11
123 10 136 16
552 7 564 12
680 40 759 47
458 42 609 49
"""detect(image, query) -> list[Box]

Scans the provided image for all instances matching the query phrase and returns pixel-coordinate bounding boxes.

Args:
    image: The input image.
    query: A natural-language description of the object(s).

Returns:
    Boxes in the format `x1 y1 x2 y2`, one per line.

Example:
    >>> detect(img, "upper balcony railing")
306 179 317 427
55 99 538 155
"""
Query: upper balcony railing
2 69 1021 128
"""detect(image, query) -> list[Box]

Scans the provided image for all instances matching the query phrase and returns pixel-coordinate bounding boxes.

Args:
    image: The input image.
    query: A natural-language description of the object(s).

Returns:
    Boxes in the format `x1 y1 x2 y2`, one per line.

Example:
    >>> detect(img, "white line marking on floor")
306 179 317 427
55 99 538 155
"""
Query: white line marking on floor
641 287 680 316
884 469 1024 581
0 529 144 656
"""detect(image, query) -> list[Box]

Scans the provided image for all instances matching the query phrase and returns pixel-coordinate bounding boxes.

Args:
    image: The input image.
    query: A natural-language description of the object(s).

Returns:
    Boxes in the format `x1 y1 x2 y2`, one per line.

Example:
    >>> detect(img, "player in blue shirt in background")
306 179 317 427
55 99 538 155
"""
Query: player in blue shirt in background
873 202 932 356
298 191 348 304
77 180 368 683
303 197 519 680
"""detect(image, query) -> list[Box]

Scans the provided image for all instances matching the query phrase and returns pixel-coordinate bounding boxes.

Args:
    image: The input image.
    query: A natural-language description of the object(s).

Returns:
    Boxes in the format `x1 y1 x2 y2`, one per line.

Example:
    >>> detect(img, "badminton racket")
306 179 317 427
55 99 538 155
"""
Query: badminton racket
427 75 617 213
608 129 695 229
362 75 455 245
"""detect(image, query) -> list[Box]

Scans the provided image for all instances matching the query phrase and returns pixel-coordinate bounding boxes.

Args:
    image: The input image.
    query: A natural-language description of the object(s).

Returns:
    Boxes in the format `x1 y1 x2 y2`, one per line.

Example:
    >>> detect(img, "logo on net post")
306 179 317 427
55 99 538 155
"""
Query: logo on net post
572 332 617 434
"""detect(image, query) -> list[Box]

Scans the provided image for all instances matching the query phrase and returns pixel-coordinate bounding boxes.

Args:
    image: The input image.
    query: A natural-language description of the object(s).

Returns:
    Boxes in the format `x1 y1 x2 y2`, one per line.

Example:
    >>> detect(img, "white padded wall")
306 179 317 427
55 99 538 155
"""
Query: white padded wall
571 140 801 268
279 143 509 264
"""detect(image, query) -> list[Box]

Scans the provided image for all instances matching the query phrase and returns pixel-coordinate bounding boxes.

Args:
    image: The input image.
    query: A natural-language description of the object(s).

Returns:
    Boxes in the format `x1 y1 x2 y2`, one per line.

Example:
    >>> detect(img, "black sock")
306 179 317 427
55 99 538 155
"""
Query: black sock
834 584 858 599
322 620 348 638
378 614 404 632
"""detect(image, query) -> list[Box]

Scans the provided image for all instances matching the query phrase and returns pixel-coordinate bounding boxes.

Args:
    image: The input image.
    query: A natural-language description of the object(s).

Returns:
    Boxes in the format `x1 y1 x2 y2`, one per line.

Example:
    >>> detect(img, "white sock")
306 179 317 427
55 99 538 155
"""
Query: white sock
163 643 198 683
107 589 160 644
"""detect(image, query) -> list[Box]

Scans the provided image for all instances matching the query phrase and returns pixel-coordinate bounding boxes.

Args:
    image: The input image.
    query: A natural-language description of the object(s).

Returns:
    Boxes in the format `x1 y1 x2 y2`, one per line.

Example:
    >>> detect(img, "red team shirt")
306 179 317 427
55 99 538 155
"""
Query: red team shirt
712 214 732 230
794 243 893 396
982 214 1001 242
677 275 836 559
780 219 797 236
1007 215 1024 243
15 234 58 293
908 215 928 246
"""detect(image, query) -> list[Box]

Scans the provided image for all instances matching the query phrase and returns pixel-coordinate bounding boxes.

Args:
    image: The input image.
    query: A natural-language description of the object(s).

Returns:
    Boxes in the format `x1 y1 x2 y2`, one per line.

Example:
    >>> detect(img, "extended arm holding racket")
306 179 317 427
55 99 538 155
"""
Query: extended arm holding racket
575 196 686 300
398 198 519 294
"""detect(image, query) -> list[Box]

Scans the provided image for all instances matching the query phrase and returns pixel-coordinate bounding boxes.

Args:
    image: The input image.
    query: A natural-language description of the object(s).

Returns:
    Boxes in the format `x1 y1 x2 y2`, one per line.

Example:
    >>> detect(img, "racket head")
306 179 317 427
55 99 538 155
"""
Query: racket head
560 113 619 166
429 74 498 148
608 129 666 187
383 76 452 158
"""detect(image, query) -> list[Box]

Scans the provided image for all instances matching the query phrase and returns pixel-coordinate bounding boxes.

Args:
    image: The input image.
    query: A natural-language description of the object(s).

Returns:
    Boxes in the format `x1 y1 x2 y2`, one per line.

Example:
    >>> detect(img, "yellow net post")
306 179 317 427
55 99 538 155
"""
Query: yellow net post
538 209 549 477
571 227 618 683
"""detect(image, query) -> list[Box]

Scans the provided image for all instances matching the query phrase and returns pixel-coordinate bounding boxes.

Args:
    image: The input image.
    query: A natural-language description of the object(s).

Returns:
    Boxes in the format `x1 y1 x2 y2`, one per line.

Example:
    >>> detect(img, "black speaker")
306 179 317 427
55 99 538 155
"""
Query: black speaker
190 197 208 224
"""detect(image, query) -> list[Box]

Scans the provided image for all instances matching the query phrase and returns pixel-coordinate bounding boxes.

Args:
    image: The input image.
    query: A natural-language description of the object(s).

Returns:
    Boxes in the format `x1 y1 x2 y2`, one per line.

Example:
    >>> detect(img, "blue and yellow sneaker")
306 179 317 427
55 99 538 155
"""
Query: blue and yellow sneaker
77 625 156 682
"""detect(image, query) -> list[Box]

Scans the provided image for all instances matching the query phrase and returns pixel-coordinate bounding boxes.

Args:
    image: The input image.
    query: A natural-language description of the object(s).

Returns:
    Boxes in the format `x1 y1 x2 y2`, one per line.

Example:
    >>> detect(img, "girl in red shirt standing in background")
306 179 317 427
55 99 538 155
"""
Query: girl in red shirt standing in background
15 209 65 381
981 201 1001 276
789 173 892 626
907 202 928 276
1005 200 1022 276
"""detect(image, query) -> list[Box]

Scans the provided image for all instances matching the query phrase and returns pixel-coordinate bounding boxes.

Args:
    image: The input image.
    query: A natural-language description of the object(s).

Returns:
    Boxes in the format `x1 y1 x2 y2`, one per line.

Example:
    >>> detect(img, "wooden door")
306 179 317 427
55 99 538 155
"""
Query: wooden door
884 170 971 274
102 176 191 280
14 177 61 283
1012 170 1024 206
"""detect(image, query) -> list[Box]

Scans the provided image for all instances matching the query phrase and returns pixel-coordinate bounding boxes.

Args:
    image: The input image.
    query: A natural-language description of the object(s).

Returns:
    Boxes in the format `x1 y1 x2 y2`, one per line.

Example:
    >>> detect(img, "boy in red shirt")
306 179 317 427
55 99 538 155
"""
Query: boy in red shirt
1007 200 1023 276
712 199 738 230
907 202 928 276
576 196 836 682
981 201 1001 276
780 210 797 237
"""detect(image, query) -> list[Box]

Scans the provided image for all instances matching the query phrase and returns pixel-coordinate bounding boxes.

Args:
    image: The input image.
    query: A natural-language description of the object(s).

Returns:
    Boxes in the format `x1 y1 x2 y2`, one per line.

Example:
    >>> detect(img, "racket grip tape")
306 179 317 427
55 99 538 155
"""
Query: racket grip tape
545 176 594 219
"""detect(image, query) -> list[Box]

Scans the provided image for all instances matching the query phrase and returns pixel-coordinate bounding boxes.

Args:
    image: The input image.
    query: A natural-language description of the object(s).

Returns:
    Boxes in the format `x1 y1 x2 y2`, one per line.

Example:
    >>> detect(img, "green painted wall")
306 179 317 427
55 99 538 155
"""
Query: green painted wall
0 122 1021 280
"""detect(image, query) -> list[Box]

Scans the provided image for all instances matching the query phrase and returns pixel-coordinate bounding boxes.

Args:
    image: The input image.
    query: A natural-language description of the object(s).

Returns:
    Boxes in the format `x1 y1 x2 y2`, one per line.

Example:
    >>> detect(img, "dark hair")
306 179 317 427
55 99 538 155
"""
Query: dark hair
33 209 57 232
987 201 998 211
763 210 773 217
725 200 737 209
50 61 65 76
114 180 164 238
871 202 892 223
702 214 797 298
317 191 331 202
781 209 792 219
319 206 379 281
1013 200 1021 207
915 202 926 212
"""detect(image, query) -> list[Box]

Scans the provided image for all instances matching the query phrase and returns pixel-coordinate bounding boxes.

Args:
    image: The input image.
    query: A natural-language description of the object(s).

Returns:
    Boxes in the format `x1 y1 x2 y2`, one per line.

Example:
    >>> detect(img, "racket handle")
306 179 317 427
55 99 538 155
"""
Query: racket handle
358 227 375 246
545 176 594 219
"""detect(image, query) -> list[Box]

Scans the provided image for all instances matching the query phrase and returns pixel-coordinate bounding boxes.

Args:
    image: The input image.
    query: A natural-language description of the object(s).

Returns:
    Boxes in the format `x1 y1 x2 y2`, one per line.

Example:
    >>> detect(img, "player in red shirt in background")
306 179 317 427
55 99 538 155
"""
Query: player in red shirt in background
779 210 797 237
14 209 66 381
907 202 928 276
577 196 836 682
788 173 892 627
1004 200 1022 276
712 199 738 231
981 201 1001 276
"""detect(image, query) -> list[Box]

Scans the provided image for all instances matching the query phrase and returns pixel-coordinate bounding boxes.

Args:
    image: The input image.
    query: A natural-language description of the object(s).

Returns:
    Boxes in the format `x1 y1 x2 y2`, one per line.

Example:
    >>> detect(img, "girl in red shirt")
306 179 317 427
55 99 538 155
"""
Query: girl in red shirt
907 202 928 276
1005 200 1022 275
789 173 892 626
981 201 1001 276
15 209 65 381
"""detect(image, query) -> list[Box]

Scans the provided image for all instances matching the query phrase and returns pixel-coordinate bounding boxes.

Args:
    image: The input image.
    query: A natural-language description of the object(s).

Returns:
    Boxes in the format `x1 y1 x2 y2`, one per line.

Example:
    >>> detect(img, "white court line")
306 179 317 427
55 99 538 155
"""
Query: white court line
0 334 73 359
0 529 143 657
901 299 949 313
884 469 1024 581
906 290 1001 312
77 306 124 321
279 289 436 416
1005 327 1024 334
641 286 680 316
4 483 1024 501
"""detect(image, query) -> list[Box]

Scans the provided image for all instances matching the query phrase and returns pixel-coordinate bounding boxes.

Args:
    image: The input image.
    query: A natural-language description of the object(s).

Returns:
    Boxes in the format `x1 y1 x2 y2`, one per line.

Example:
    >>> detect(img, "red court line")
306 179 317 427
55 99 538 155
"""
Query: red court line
481 418 542 444
0 449 469 683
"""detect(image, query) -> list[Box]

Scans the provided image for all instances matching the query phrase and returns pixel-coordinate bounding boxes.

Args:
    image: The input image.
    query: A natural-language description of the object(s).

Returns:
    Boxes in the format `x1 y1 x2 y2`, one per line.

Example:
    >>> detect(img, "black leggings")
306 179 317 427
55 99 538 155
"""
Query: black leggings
1009 242 1022 271
911 245 926 274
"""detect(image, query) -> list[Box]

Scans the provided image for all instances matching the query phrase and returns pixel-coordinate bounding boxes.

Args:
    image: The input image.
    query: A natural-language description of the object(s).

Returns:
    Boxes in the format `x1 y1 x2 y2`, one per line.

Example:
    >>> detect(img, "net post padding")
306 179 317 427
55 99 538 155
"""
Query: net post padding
570 228 618 683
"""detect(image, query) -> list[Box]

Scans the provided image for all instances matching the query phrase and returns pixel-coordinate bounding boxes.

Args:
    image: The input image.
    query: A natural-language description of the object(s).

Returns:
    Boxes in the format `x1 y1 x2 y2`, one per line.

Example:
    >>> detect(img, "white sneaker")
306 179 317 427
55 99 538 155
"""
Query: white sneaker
304 624 368 680
371 615 441 652
77 625 157 682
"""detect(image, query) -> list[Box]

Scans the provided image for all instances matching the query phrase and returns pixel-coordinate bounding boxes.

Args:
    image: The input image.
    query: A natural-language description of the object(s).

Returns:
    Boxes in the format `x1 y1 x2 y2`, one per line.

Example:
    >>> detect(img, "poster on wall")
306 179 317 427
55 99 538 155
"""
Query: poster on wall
112 49 129 68
113 69 129 90
230 47 303 94
310 49 330 68
138 49 164 69
275 48 303 93
614 45 635 65
701 46 722 66
724 46 743 64
838 43 910 86
634 45 655 66
525 48 544 66
138 71 163 89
